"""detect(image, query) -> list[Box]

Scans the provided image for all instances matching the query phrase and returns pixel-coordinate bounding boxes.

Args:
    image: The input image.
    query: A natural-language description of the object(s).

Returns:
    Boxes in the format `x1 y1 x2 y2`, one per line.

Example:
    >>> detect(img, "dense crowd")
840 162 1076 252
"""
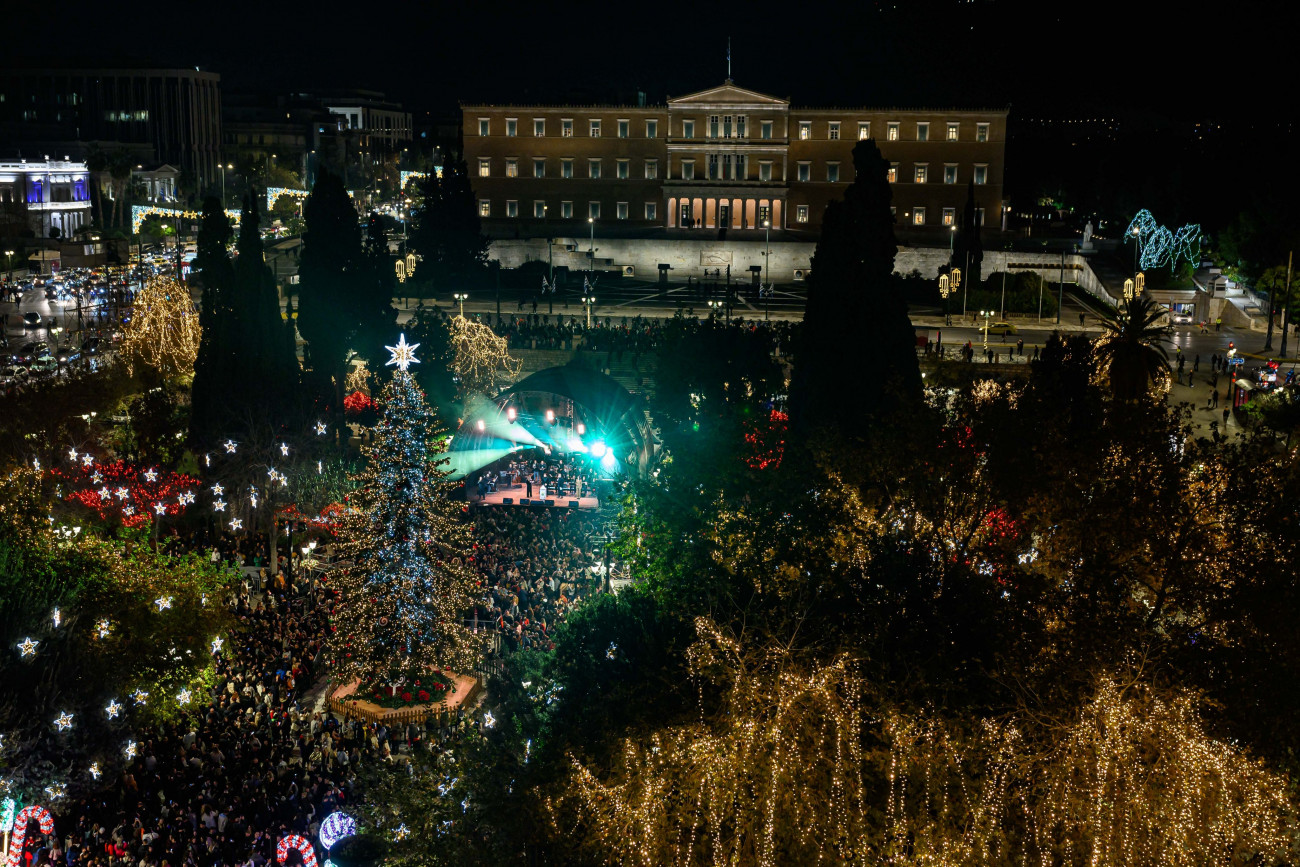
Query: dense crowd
468 506 611 653
475 312 795 359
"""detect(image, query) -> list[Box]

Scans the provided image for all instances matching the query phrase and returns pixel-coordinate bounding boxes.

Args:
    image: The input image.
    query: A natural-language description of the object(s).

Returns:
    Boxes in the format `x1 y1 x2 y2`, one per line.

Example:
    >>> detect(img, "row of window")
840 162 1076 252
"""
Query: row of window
478 116 993 142
476 200 984 227
477 156 990 185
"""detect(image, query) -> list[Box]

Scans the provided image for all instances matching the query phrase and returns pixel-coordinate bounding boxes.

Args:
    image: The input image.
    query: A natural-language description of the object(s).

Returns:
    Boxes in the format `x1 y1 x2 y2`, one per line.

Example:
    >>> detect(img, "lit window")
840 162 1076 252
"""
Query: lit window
944 164 957 184
759 162 772 182
917 122 929 142
646 119 658 138
644 159 658 180
828 122 840 140
478 159 490 178
505 159 518 178
761 120 773 140
617 160 629 179
534 200 546 218
681 160 695 181
683 119 695 138
561 201 573 219
976 123 989 142
645 202 657 221
534 118 545 136
858 122 871 140
534 159 546 178
946 122 959 141
478 118 489 136
562 119 573 137
827 163 840 183
506 200 518 217
796 204 809 223
798 121 811 140
561 159 573 179
797 162 810 182
479 200 491 217
506 118 517 137
590 119 601 137
974 164 988 185
589 202 600 220
887 122 899 141
618 119 629 138
913 207 926 225
887 164 898 183
914 164 928 184
616 201 628 220
588 159 601 179
942 207 955 226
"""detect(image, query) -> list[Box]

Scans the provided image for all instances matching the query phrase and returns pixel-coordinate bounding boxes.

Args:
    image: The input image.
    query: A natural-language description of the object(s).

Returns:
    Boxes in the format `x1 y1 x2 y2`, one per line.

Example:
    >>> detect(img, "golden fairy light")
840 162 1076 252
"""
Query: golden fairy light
447 316 520 398
120 277 201 378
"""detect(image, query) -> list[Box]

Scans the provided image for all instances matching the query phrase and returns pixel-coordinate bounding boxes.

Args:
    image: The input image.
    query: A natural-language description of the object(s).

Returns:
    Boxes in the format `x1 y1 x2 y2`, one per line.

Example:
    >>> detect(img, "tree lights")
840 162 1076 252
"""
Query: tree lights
120 277 202 378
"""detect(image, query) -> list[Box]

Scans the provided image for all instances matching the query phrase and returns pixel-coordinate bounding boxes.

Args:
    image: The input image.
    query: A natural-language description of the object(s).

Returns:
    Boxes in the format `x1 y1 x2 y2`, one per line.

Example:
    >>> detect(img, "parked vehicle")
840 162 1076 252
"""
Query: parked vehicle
12 341 49 363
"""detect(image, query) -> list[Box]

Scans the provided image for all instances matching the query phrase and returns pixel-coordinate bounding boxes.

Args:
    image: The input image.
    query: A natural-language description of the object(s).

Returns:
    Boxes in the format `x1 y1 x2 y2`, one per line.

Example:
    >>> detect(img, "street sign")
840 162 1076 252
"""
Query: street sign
1228 356 1245 365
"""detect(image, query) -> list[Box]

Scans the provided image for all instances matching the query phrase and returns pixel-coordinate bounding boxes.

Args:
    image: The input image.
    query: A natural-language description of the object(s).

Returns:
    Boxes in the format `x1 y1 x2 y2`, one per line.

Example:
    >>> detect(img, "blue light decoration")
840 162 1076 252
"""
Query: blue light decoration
1124 209 1201 272
318 812 357 850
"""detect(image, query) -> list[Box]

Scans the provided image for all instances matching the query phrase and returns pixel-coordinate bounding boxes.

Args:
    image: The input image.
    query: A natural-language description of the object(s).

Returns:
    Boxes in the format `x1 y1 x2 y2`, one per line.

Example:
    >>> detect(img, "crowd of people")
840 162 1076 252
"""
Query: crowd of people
466 505 611 654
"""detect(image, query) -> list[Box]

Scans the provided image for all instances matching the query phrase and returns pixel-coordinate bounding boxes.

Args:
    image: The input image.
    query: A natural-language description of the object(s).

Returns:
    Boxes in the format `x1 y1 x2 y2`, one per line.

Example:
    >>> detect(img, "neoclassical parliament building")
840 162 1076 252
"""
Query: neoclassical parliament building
463 81 1007 241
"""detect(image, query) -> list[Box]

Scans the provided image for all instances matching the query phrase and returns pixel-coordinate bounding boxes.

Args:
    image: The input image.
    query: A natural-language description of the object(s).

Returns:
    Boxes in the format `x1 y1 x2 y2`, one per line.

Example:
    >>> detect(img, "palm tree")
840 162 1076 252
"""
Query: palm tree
1093 294 1171 401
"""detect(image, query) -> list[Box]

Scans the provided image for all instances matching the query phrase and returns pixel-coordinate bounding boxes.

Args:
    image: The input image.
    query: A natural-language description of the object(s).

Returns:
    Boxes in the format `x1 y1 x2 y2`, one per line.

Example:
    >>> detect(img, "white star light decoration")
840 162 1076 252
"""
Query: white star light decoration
45 784 66 801
115 487 129 500
212 483 224 496
280 442 290 456
315 421 327 436
180 490 196 506
52 608 61 628
482 711 496 729
385 333 421 371
131 689 149 706
154 502 167 516
96 620 111 638
54 711 74 732
155 596 173 611
89 763 101 780
123 506 135 517
91 471 103 484
124 740 138 760
214 500 227 512
393 824 410 842
176 688 192 705
211 636 223 654
68 447 78 461
81 454 93 467
143 467 158 483
105 699 122 720
98 486 112 499
229 517 243 531
224 440 238 453
17 637 38 657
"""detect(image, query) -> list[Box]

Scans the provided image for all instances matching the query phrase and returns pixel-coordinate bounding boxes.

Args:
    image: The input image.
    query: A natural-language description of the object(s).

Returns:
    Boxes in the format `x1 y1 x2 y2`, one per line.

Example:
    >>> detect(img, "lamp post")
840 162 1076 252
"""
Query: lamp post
3 249 13 284
707 298 723 321
453 292 468 319
218 163 233 205
981 310 992 349
1123 272 1145 303
587 216 595 278
951 267 963 322
938 273 952 327
581 293 596 329
949 223 956 254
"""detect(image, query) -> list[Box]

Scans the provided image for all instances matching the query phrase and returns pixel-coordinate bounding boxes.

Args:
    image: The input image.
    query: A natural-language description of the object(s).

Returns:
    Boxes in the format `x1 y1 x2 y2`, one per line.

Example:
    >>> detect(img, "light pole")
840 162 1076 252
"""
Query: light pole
587 216 595 277
3 249 13 284
453 292 468 319
218 163 233 205
951 267 963 322
949 223 956 254
581 293 596 329
981 310 992 349
707 298 723 321
938 273 952 327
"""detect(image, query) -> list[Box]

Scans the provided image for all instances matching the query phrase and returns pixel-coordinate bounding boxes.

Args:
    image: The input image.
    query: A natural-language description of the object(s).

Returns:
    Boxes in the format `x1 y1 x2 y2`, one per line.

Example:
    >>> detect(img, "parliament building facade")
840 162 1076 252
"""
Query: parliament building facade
463 82 1007 240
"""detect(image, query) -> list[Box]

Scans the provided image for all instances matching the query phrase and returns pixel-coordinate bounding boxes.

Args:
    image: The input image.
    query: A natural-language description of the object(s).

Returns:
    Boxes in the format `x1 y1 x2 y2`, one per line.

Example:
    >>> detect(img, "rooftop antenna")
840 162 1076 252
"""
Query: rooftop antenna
727 37 732 82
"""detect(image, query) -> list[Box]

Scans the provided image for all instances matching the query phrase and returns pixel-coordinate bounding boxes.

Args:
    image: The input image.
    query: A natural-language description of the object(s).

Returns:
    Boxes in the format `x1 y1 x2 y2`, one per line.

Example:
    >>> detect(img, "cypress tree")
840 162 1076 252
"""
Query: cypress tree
954 179 984 292
190 197 237 438
409 157 489 292
352 212 398 373
232 190 298 405
790 139 921 434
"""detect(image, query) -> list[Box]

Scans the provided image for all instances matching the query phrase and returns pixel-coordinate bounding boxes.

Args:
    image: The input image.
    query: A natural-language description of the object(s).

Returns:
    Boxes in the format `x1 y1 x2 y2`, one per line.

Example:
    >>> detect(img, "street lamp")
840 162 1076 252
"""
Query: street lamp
981 310 993 348
938 273 952 326
707 298 723 321
951 267 963 320
949 223 957 254
763 219 772 320
3 249 13 283
218 163 233 204
453 292 468 318
581 293 596 329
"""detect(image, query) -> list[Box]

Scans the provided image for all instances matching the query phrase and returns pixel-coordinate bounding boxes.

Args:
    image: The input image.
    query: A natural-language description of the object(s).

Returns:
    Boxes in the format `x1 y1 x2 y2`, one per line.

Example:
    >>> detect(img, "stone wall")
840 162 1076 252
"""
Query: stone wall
488 237 1109 302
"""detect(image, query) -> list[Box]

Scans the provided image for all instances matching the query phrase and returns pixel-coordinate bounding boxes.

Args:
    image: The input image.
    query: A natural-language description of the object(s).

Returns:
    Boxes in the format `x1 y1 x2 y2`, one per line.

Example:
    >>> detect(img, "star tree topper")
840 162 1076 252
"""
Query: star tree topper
385 333 421 371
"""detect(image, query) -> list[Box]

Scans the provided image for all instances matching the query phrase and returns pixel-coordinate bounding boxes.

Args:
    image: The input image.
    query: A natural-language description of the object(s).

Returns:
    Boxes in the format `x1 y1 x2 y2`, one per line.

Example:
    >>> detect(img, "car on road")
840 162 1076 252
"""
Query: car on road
12 341 48 364
988 321 1018 336
81 336 102 355
1172 311 1194 325
1 365 29 384
22 311 42 328
28 356 58 375
57 347 82 365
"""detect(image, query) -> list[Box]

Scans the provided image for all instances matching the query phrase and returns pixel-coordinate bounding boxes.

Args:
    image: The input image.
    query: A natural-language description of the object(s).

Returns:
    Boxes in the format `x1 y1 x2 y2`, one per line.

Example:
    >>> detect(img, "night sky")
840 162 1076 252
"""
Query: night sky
13 0 1284 120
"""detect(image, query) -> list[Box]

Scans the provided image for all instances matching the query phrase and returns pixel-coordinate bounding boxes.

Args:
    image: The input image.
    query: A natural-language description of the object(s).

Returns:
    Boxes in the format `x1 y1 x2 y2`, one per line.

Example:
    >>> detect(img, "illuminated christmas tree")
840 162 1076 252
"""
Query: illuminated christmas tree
328 334 482 684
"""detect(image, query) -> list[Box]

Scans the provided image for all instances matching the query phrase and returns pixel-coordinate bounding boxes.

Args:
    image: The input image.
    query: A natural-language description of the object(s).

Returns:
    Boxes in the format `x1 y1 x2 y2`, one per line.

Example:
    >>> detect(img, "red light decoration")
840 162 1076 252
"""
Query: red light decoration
344 390 377 416
57 458 202 528
276 834 318 867
6 805 55 867
744 409 789 470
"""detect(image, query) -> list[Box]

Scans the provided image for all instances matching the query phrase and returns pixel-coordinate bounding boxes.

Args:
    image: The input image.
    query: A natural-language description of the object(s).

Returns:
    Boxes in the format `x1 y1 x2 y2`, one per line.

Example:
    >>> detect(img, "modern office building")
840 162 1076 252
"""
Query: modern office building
0 66 222 190
463 81 1007 240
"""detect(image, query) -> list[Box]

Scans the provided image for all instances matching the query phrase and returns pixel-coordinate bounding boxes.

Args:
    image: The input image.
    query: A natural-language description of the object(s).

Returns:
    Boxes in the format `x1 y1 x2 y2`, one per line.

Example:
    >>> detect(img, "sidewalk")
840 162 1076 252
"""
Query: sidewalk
1169 371 1244 439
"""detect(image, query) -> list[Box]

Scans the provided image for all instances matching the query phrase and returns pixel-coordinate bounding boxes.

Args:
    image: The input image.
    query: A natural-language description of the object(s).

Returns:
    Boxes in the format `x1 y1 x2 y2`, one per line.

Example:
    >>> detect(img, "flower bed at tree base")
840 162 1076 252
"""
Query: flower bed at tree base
328 673 481 725
355 669 457 708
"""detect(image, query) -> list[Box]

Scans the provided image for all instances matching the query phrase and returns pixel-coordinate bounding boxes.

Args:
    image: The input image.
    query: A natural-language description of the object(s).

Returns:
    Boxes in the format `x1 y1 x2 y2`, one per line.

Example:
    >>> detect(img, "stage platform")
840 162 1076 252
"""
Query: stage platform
470 486 599 510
